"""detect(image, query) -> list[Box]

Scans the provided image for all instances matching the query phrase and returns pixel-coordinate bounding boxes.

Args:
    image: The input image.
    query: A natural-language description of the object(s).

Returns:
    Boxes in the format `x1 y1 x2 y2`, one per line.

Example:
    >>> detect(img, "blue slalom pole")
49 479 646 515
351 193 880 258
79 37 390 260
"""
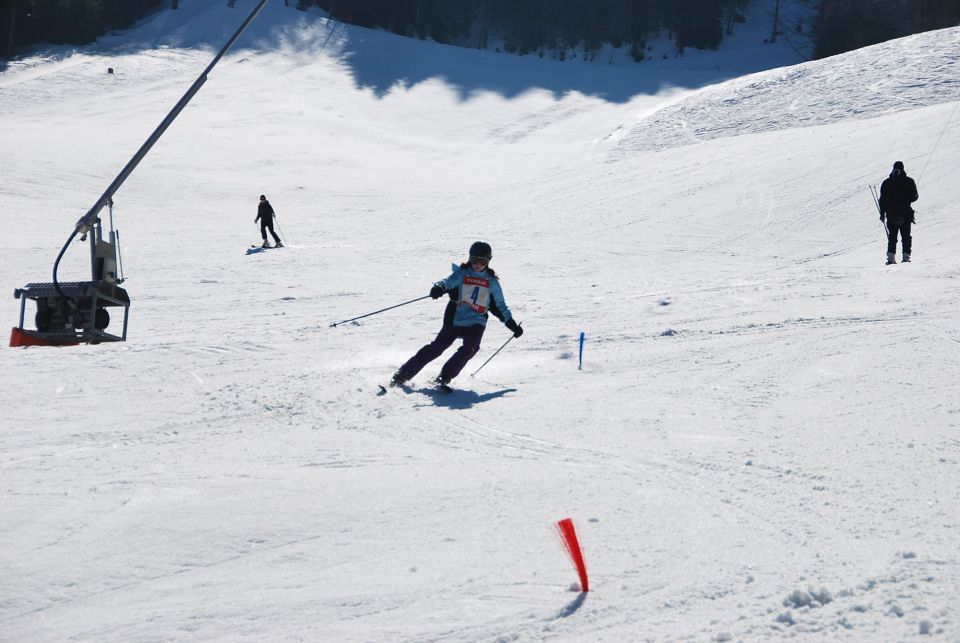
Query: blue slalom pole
578 332 585 370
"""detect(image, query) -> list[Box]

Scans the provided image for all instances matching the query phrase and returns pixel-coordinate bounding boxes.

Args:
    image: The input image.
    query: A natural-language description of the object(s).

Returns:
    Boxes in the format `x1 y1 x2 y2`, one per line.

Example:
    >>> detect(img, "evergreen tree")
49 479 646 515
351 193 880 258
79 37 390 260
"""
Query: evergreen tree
814 0 913 58
6 0 959 63
1 0 161 53
0 0 16 57
662 0 724 50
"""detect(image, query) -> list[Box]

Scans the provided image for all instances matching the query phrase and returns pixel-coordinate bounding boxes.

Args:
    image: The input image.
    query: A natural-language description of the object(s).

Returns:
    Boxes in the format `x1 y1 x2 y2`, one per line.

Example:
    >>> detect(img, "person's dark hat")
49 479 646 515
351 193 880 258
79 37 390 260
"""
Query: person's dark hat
893 161 904 170
259 194 266 199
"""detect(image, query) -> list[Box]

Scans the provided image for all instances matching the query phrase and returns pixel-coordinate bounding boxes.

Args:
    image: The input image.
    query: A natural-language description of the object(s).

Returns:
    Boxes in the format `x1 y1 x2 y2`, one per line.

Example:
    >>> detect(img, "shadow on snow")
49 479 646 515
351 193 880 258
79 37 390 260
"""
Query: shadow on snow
414 386 517 409
326 16 746 103
1 2 750 106
556 592 588 619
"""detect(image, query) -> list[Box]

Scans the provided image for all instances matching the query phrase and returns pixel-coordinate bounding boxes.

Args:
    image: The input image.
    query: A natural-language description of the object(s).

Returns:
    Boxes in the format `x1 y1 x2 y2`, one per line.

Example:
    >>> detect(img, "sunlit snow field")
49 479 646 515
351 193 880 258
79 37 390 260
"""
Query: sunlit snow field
2 1 959 640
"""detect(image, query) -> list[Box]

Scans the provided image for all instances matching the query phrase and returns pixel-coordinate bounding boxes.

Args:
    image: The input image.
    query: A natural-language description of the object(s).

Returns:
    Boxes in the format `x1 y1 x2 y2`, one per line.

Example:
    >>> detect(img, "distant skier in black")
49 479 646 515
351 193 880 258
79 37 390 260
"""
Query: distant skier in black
878 161 918 265
255 195 283 248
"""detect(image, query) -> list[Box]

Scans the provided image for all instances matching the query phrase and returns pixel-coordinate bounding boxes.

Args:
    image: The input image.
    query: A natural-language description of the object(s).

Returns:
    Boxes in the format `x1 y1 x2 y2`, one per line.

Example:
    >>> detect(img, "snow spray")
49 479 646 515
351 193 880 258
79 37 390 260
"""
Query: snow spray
578 332 585 370
555 518 589 592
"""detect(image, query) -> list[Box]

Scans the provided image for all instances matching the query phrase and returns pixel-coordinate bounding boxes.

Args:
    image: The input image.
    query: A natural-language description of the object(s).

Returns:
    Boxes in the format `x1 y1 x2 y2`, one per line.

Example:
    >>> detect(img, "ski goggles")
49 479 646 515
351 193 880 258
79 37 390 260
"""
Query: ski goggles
469 255 490 266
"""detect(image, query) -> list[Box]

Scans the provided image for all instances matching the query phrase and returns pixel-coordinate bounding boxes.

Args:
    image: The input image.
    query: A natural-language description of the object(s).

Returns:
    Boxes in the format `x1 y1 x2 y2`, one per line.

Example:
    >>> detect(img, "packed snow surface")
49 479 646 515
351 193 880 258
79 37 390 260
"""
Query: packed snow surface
2 1 959 640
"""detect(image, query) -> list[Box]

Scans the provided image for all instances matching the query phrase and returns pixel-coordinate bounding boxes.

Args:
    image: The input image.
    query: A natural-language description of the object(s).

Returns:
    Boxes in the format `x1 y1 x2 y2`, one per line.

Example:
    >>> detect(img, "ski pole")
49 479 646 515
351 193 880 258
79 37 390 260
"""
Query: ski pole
869 185 881 214
869 185 888 236
330 295 431 327
470 323 521 377
273 213 287 245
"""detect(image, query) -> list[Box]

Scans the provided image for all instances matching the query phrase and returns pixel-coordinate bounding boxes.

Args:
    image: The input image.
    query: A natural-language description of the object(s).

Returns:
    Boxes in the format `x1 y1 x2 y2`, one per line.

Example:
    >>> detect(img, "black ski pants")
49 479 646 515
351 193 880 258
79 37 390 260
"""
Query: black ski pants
886 216 911 255
398 323 486 382
260 217 282 244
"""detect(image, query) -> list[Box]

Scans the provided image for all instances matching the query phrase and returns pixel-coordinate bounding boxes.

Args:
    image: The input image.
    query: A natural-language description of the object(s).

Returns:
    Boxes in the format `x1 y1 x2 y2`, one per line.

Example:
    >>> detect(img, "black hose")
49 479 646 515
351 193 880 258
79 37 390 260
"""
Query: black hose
52 228 80 298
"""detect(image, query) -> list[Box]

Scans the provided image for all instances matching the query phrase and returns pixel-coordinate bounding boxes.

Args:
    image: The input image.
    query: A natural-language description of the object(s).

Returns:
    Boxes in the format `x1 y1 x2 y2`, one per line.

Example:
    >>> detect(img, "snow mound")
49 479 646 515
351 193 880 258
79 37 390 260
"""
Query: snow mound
613 26 960 153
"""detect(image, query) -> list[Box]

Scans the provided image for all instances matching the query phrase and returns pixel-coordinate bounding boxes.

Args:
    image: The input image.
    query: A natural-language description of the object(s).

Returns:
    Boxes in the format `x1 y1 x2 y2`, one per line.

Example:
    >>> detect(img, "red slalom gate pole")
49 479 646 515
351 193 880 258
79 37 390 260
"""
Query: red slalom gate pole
556 518 589 592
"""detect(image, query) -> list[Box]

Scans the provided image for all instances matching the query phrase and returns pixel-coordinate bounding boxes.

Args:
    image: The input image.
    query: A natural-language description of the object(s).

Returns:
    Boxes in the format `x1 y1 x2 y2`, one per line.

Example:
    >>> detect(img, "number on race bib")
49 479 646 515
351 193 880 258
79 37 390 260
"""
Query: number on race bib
460 276 491 313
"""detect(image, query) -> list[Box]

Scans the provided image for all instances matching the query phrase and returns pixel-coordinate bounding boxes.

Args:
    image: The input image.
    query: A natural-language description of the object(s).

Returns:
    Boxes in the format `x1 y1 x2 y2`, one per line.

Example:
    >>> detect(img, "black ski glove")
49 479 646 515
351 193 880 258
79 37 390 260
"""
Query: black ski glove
505 318 523 338
430 283 446 299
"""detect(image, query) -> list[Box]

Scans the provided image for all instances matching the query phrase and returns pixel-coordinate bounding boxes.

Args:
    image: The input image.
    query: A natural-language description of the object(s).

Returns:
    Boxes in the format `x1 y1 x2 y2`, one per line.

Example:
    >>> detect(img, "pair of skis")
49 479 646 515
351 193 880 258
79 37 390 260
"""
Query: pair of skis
375 327 520 396
377 380 452 396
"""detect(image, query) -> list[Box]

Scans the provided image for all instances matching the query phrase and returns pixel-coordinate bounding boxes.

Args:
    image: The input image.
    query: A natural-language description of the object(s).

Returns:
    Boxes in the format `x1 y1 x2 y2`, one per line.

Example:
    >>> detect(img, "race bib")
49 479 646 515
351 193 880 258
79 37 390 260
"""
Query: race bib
460 276 491 313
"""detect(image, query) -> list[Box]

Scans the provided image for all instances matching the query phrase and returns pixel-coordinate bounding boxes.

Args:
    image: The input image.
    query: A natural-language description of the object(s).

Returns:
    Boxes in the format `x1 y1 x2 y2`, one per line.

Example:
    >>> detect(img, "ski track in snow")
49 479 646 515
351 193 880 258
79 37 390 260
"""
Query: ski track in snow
2 0 960 641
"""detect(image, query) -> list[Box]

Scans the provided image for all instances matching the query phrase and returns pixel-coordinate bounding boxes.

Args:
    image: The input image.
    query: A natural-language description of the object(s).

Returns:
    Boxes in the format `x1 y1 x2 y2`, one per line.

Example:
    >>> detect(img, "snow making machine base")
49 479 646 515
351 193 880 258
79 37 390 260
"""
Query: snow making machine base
11 280 129 347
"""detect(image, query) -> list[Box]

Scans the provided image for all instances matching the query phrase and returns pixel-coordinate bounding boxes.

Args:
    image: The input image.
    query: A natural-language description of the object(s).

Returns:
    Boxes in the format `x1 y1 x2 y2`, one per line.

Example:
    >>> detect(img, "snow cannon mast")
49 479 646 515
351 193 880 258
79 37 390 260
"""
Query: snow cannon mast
10 0 270 348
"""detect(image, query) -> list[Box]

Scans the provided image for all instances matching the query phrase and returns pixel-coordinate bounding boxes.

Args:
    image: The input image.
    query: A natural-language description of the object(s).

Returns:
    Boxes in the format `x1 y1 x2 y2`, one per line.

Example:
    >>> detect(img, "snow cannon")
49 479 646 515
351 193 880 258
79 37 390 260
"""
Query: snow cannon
9 0 270 348
11 202 129 347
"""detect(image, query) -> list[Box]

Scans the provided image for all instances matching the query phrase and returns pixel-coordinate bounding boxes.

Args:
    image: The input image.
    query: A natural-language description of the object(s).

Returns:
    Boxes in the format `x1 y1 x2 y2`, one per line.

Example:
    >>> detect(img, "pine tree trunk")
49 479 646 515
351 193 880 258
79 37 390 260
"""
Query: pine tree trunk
2 6 14 57
770 0 780 42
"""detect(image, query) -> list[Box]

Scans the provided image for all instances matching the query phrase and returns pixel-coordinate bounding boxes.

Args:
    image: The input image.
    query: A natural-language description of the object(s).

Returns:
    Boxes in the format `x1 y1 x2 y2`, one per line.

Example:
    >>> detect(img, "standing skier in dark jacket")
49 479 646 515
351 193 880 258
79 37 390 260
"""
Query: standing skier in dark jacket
878 161 918 264
391 241 522 389
255 195 283 249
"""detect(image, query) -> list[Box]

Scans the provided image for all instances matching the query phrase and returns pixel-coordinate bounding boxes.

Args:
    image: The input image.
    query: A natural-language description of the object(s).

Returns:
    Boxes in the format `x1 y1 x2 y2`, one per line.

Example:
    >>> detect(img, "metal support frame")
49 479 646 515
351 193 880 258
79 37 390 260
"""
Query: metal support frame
13 281 130 345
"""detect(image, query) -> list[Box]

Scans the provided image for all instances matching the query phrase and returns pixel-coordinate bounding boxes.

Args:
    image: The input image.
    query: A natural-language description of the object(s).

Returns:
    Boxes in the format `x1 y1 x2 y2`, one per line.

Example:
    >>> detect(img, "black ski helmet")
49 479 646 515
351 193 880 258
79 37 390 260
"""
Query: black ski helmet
469 241 492 260
893 161 904 171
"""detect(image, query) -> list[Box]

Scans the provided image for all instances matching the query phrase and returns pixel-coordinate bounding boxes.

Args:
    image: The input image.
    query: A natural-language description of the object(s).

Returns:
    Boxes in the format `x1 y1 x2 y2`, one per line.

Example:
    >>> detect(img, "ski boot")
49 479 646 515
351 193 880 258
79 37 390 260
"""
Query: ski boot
902 253 910 263
434 374 452 393
390 371 408 387
262 240 271 249
886 252 896 265
275 241 284 248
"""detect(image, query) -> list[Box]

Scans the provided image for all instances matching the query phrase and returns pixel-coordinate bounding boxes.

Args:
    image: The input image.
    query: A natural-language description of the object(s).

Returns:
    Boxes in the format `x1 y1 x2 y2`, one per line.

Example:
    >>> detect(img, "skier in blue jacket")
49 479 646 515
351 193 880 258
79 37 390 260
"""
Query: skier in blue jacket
391 241 523 388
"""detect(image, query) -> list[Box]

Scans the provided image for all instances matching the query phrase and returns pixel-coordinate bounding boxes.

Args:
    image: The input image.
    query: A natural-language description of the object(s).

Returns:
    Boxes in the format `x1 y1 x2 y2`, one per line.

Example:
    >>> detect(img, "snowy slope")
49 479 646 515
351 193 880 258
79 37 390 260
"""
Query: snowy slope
2 1 959 641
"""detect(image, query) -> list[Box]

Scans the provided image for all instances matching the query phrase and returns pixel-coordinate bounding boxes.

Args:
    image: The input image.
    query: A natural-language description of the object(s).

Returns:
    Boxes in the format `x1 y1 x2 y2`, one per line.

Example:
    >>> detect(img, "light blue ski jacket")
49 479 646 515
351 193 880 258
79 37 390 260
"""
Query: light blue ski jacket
437 263 513 327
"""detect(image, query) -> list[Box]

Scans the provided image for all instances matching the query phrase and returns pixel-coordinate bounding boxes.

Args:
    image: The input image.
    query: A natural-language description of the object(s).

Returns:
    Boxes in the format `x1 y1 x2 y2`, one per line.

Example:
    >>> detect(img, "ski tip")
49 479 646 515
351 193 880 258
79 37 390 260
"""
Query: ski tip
377 385 387 396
